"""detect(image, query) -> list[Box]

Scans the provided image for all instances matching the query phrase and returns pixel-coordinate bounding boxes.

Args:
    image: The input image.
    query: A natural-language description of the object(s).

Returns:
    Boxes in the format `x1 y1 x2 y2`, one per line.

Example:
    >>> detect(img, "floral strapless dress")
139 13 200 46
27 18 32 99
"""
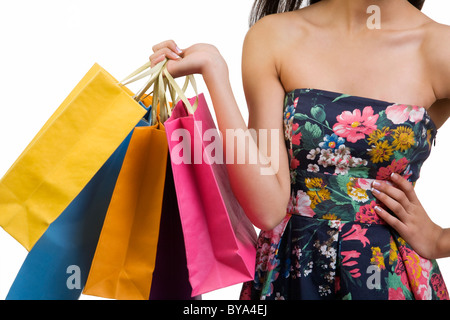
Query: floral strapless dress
240 88 449 300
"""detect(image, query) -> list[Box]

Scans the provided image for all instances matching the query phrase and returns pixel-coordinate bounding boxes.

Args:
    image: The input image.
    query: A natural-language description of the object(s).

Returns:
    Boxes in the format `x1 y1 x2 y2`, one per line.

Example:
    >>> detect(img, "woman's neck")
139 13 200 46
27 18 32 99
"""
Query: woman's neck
319 0 419 34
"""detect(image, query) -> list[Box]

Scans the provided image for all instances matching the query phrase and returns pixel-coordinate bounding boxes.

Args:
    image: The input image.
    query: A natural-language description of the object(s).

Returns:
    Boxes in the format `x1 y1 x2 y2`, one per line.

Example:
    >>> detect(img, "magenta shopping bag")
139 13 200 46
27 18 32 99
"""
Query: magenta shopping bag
164 93 257 297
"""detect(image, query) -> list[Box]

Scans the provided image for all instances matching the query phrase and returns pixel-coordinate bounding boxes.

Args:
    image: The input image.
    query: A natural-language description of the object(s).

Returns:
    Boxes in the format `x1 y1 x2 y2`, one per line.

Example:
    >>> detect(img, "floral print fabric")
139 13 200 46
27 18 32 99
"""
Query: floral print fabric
240 88 448 300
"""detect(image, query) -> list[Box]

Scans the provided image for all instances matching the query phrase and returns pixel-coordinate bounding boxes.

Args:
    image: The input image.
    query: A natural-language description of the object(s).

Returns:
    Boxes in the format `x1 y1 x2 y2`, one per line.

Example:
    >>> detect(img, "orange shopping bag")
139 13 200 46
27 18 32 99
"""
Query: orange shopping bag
84 60 198 300
83 113 168 300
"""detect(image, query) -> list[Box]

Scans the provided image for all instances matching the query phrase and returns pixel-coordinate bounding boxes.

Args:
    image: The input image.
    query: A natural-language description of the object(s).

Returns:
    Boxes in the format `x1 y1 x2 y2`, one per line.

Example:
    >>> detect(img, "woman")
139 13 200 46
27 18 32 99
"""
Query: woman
150 0 450 299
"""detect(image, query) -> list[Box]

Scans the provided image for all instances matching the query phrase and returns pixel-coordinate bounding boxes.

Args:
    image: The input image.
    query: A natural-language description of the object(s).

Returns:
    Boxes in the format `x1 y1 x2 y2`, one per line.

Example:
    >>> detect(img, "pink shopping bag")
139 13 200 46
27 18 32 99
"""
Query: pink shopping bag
164 93 257 297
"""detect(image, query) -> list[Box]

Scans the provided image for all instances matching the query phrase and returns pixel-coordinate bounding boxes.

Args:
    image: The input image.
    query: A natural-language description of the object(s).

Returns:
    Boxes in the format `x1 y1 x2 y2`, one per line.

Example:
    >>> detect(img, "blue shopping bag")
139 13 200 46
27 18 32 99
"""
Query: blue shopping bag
6 117 149 300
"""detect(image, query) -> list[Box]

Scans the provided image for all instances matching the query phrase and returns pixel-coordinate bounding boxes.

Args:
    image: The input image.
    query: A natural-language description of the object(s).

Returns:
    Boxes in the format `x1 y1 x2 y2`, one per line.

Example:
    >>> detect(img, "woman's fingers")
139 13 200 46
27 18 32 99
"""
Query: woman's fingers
373 204 407 234
371 186 408 220
372 180 409 213
150 40 183 67
370 180 410 233
371 174 442 259
150 48 182 67
152 40 182 55
147 42 226 78
370 174 420 224
390 173 419 204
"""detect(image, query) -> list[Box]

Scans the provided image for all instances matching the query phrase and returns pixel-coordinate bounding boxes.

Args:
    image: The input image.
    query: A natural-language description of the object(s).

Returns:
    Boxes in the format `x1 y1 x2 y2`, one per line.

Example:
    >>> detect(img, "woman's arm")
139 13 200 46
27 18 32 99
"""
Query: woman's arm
150 18 291 231
371 22 450 259
425 22 450 129
428 24 450 258
435 229 450 259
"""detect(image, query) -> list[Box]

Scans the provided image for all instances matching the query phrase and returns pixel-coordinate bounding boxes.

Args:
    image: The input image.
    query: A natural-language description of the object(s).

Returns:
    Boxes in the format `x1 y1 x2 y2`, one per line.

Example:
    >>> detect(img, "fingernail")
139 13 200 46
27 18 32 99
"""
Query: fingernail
170 52 181 59
374 205 381 212
176 46 183 54
371 188 380 195
372 181 381 188
391 172 397 179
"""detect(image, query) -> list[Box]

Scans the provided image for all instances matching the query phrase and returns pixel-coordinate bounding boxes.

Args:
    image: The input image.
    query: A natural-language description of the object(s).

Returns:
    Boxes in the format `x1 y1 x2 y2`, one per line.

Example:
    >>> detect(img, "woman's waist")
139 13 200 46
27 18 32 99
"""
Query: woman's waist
288 170 389 224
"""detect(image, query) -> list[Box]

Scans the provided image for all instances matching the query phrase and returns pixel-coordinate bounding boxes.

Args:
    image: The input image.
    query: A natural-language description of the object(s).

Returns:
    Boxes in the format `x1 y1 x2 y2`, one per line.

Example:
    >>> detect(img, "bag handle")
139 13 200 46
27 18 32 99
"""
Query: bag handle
119 60 152 85
161 65 198 115
151 60 171 124
118 60 171 125
119 59 199 123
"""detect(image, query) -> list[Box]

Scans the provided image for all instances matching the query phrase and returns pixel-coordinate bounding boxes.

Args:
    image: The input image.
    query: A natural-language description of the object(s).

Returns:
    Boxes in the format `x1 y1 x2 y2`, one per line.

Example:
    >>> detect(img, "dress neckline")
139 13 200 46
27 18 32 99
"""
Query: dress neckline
287 88 437 130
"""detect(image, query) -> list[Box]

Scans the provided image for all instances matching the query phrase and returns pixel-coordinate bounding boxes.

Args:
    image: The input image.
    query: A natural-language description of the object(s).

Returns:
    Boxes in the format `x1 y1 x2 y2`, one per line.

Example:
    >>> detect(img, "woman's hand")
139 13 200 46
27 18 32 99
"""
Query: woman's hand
149 40 228 80
147 33 291 231
371 173 444 259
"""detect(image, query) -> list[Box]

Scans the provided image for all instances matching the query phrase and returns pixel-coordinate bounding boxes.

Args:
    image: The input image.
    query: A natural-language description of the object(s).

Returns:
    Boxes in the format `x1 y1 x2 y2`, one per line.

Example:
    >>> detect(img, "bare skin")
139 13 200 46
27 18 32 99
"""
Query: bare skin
150 0 450 259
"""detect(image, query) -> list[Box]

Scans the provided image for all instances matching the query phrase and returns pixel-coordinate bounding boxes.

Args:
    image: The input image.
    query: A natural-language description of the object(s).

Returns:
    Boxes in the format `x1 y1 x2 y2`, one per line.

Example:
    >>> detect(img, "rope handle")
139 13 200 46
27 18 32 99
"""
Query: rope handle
119 59 199 124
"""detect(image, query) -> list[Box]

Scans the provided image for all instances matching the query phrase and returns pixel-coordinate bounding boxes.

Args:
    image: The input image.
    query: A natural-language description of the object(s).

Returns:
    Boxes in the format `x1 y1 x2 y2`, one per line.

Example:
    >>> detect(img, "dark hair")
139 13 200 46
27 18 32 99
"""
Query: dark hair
249 0 426 26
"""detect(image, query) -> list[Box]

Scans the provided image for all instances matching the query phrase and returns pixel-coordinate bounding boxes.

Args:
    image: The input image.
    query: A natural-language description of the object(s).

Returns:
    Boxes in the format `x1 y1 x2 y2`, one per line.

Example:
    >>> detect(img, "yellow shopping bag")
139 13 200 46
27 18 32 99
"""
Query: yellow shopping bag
0 63 149 250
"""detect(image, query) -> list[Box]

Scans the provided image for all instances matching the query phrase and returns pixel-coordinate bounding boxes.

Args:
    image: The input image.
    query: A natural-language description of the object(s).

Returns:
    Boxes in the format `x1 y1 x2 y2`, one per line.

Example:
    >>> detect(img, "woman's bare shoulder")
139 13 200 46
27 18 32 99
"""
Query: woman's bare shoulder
424 19 450 45
244 9 312 54
422 20 450 99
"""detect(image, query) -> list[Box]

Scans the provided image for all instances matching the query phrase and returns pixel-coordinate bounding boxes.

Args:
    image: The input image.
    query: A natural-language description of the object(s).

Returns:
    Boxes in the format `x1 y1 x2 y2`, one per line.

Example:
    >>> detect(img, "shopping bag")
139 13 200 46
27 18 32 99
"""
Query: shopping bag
0 63 148 250
83 116 169 300
163 71 258 296
5 123 142 300
5 91 155 300
84 60 191 300
149 153 199 300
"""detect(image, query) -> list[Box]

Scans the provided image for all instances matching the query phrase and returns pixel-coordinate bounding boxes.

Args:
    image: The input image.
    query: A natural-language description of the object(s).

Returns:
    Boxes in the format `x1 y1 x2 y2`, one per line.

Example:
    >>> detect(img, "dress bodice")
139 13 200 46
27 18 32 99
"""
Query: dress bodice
283 88 437 222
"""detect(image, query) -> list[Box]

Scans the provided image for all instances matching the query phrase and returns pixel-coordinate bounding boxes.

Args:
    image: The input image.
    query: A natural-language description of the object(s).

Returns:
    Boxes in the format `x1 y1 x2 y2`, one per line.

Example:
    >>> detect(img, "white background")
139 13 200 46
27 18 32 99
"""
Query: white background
0 0 449 300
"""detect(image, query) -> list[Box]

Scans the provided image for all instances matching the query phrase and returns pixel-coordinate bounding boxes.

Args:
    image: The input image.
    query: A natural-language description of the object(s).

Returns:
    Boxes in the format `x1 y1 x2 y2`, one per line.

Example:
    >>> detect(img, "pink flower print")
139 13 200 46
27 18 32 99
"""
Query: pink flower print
335 275 341 293
255 215 291 275
290 158 300 169
265 215 291 245
376 157 410 180
342 224 370 247
255 242 270 272
386 104 425 124
288 190 315 218
356 201 385 225
398 245 433 300
295 190 315 218
341 250 361 278
355 178 372 191
431 273 450 300
289 149 300 169
389 287 406 300
341 250 361 264
394 255 414 294
291 123 302 145
333 106 379 143
349 268 361 278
